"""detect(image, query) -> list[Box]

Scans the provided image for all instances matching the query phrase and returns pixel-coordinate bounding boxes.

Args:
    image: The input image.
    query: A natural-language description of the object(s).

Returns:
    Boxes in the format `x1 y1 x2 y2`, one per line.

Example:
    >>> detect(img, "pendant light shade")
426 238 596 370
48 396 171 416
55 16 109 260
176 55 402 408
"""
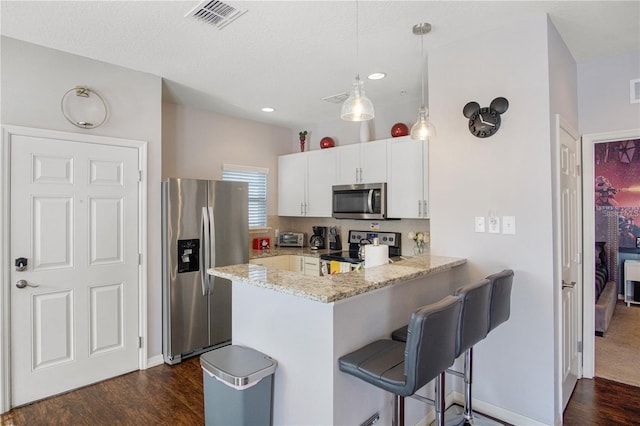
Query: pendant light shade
341 74 375 121
341 1 374 122
410 22 434 141
410 105 435 140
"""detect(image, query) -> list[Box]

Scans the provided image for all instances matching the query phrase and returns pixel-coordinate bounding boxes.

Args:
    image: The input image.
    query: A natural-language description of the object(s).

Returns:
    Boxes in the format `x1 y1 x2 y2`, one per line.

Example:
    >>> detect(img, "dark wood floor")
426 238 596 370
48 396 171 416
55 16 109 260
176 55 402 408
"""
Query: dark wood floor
1 356 205 425
2 356 639 425
563 377 640 425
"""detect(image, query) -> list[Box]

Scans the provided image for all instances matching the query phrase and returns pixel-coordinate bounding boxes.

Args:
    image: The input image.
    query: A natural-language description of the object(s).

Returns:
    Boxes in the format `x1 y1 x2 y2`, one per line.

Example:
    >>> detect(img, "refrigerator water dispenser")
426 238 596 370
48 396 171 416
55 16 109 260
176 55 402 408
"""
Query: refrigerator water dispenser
177 239 200 273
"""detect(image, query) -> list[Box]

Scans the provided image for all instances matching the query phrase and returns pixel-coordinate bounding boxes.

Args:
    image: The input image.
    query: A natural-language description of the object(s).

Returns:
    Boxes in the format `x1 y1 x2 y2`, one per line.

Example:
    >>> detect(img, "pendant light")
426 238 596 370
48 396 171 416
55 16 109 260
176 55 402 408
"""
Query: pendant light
341 1 374 121
410 22 435 140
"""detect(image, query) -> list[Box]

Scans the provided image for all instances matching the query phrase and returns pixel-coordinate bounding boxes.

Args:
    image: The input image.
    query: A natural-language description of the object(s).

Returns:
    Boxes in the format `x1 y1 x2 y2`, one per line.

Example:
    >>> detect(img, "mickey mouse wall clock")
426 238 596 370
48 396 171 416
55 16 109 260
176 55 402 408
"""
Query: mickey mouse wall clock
463 97 509 138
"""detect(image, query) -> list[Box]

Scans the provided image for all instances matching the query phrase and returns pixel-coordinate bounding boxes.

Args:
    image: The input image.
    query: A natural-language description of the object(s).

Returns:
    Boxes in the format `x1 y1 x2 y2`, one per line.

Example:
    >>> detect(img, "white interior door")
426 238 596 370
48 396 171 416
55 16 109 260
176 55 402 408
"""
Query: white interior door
10 133 140 406
558 117 583 410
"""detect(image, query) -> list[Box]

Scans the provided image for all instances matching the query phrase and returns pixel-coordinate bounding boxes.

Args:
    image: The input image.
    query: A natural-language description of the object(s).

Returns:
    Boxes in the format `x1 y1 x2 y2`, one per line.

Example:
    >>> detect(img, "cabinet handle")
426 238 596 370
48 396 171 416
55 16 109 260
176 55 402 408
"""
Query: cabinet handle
423 200 428 217
562 280 576 289
418 200 422 217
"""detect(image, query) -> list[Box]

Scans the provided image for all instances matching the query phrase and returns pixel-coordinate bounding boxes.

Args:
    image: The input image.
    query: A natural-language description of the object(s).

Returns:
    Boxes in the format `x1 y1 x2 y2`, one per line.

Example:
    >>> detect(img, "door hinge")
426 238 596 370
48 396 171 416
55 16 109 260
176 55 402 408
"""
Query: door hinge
577 341 583 353
139 336 143 348
138 170 143 182
138 253 142 265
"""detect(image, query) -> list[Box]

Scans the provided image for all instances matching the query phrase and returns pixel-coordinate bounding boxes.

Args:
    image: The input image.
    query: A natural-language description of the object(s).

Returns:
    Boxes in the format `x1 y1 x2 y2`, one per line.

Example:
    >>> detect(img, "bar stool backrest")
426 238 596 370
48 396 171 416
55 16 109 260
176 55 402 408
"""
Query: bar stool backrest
454 279 492 357
486 269 515 332
404 295 462 394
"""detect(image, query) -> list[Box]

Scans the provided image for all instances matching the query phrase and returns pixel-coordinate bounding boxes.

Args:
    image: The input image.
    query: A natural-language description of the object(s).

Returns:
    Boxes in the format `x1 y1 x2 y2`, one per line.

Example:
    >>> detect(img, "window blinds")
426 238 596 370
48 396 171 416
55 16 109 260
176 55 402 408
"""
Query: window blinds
222 164 268 228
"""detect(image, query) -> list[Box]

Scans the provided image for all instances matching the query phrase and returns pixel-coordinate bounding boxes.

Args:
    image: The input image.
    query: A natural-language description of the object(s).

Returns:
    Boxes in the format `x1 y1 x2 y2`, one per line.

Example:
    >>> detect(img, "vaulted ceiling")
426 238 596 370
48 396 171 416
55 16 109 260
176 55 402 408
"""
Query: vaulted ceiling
2 1 639 128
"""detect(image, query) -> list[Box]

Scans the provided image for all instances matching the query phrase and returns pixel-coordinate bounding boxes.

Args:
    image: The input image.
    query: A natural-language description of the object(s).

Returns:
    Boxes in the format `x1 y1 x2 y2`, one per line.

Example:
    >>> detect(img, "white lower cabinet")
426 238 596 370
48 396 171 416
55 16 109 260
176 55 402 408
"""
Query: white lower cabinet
291 255 320 276
387 137 429 219
252 255 320 276
302 256 320 276
278 149 335 217
250 255 292 271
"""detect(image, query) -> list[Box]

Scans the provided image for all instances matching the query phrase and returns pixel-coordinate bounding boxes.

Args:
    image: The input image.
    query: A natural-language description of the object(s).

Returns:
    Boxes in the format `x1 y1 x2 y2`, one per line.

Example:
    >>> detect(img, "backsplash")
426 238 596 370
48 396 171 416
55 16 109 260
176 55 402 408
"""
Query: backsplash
250 216 429 256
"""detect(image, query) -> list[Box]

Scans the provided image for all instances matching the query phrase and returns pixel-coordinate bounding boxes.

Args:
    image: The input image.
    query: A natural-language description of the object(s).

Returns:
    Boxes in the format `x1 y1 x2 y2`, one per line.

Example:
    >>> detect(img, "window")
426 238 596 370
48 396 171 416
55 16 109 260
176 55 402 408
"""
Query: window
222 164 268 228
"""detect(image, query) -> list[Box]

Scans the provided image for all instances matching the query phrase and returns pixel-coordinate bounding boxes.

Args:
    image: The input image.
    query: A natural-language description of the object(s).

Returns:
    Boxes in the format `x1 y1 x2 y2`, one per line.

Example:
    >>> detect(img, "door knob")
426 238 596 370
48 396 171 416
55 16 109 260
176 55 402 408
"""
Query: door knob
16 279 38 289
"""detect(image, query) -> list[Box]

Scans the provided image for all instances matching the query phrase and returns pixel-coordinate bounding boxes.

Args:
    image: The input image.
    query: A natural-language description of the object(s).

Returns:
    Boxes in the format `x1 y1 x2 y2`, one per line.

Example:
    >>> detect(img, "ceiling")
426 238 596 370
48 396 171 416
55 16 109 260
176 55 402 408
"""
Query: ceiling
1 1 639 129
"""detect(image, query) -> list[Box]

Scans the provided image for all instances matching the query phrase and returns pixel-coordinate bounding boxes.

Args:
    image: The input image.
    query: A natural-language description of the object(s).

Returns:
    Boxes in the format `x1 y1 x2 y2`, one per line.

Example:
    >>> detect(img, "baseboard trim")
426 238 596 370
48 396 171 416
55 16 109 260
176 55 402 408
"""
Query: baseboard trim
450 391 548 426
414 391 457 426
145 355 164 369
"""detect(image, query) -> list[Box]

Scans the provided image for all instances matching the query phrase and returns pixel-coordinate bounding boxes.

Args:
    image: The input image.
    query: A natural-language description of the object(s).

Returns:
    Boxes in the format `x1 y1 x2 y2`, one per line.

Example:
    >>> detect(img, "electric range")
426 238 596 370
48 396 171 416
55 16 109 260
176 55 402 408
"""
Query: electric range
320 230 401 264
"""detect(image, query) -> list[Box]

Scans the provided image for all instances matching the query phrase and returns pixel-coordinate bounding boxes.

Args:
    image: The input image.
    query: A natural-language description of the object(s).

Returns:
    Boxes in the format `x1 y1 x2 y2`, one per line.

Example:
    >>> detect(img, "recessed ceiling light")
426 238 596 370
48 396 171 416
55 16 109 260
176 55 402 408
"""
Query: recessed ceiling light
261 107 275 112
368 72 386 80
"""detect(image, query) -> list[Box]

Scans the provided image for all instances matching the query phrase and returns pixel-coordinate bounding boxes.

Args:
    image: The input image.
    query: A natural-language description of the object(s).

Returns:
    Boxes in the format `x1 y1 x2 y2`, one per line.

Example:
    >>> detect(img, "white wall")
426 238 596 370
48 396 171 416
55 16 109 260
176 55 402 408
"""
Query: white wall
162 102 292 215
428 16 556 424
578 51 640 135
1 36 164 359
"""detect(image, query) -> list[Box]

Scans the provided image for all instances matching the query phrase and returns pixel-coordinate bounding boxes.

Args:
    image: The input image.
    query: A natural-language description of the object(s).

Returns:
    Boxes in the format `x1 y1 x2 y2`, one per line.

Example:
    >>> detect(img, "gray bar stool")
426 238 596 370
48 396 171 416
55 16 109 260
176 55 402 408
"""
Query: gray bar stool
390 278 497 426
338 295 462 426
452 269 514 426
453 269 514 426
486 269 514 333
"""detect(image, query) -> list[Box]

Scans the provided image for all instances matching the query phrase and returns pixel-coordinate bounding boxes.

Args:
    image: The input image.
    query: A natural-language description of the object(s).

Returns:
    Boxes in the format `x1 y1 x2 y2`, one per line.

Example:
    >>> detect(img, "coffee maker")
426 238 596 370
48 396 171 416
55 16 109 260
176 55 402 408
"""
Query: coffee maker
310 226 327 249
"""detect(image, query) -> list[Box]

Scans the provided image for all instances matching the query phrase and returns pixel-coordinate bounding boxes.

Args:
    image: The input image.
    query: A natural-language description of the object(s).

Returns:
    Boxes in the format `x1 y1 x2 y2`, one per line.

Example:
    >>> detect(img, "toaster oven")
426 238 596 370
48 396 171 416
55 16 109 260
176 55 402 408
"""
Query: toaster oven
278 232 306 247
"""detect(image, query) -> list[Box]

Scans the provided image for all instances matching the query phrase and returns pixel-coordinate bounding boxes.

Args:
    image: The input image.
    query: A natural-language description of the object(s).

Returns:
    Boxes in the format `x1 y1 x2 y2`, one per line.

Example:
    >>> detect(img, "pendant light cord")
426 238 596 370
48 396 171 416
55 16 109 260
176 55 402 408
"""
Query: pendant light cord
420 32 425 107
356 0 360 76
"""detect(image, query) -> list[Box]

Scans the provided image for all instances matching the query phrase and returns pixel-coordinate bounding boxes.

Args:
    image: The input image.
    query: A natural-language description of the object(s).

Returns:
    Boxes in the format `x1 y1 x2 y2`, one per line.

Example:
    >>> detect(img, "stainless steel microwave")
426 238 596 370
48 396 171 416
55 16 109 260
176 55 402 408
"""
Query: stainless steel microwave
332 183 387 220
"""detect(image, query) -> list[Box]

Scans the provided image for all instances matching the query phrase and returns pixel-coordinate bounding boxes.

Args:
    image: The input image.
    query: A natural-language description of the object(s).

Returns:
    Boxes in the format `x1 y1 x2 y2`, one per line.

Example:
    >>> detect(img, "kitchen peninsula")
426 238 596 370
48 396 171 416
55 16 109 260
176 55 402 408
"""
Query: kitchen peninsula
209 254 467 425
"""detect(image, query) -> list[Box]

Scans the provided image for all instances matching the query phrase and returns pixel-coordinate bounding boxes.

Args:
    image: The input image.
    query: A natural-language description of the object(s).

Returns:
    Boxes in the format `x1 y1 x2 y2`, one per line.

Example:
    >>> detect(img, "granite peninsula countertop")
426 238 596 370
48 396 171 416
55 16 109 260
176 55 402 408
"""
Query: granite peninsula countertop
208 254 466 303
249 247 330 259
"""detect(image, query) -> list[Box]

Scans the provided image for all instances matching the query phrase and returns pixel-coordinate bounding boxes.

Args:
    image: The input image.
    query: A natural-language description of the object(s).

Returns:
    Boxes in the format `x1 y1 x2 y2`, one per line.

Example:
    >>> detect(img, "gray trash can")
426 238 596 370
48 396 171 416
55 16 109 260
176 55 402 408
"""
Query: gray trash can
200 345 277 426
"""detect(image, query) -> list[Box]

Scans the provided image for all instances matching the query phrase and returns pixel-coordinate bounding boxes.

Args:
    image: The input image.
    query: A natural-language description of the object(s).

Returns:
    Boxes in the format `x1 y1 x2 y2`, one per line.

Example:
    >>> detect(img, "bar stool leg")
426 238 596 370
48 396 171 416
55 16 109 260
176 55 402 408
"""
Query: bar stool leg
393 395 405 426
463 348 474 423
435 371 446 426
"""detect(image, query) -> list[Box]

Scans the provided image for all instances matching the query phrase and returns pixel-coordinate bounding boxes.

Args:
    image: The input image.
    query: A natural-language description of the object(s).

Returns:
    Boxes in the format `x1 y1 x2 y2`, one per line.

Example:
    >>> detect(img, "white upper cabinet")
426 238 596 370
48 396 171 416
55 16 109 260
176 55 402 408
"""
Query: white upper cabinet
335 139 388 185
306 149 335 217
387 136 429 219
278 149 336 217
278 152 307 216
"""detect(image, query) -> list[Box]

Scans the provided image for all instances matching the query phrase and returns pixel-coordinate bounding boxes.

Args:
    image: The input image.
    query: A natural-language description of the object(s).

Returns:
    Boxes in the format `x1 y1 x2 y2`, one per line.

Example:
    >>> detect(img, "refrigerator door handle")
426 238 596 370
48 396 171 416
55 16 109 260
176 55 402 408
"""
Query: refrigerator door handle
201 207 211 296
208 206 216 294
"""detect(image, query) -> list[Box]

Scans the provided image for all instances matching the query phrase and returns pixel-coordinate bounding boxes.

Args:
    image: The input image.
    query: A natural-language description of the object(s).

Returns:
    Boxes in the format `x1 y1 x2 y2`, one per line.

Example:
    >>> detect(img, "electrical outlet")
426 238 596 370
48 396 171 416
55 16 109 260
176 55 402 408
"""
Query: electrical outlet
475 217 485 233
503 216 516 235
488 216 500 234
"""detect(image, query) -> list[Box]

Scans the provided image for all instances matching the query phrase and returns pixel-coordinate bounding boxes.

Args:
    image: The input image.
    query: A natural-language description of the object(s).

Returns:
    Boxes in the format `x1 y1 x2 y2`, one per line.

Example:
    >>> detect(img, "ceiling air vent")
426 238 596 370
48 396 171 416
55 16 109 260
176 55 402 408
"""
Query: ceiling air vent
631 79 640 104
322 92 350 104
185 1 247 30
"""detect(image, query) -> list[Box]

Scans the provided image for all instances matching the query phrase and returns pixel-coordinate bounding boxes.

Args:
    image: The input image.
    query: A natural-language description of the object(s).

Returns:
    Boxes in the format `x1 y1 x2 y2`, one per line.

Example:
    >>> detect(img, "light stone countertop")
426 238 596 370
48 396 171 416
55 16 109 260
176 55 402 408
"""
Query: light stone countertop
208 254 466 303
249 246 330 259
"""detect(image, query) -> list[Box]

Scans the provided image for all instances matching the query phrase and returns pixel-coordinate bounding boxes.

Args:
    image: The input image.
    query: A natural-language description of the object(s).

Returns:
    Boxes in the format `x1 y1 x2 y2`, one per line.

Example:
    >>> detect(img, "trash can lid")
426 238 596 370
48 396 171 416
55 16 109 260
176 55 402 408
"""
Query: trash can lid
200 345 277 387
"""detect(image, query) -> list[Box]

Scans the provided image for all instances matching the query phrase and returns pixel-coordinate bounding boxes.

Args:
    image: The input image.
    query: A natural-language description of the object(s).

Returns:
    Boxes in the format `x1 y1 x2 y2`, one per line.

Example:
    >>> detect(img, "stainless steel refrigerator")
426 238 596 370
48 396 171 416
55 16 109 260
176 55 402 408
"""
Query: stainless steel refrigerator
162 178 248 365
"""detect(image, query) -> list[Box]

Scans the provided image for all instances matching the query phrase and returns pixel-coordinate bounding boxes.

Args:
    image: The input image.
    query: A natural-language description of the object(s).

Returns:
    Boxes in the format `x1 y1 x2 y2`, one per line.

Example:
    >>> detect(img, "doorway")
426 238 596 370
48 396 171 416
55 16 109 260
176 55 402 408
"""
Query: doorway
0 125 148 411
582 128 640 380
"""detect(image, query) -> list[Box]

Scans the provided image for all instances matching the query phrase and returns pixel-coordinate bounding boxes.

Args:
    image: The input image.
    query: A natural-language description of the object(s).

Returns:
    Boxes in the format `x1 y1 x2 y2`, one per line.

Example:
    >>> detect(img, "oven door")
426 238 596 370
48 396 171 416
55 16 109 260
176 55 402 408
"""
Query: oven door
332 183 386 219
320 260 357 275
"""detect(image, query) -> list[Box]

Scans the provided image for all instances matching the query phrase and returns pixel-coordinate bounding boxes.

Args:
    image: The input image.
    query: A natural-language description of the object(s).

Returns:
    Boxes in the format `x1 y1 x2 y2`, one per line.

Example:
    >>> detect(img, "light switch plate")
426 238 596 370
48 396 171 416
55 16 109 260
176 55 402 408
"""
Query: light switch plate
503 216 516 235
475 217 485 233
488 216 500 234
